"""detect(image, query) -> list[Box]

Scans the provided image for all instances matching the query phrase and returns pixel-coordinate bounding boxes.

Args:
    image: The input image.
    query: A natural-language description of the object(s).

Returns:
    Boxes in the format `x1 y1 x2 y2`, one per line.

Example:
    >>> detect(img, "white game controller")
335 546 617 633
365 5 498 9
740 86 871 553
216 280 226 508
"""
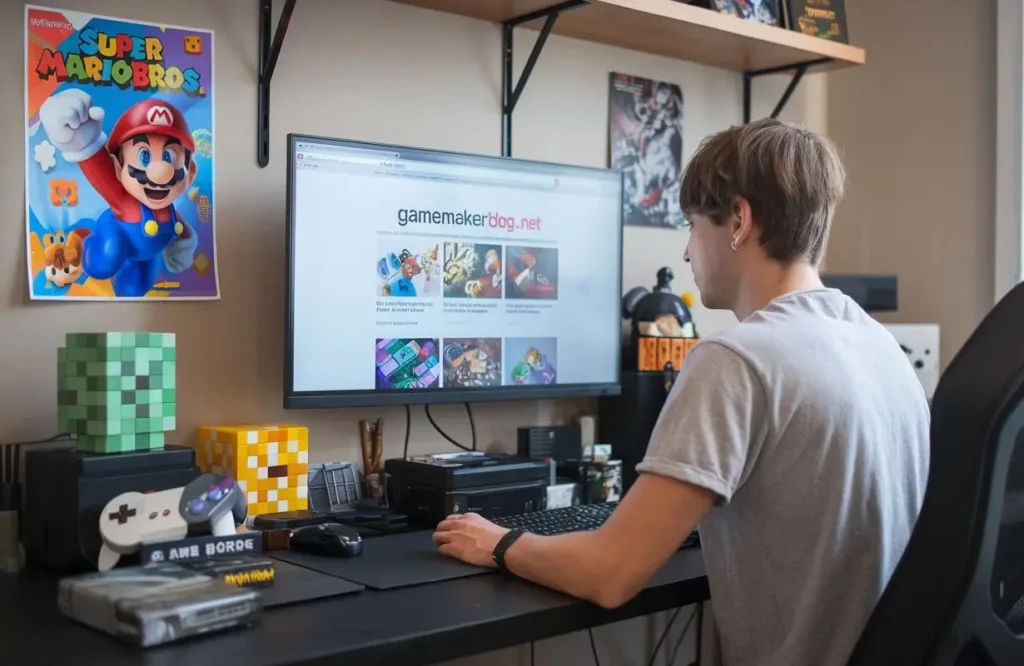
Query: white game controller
97 488 189 572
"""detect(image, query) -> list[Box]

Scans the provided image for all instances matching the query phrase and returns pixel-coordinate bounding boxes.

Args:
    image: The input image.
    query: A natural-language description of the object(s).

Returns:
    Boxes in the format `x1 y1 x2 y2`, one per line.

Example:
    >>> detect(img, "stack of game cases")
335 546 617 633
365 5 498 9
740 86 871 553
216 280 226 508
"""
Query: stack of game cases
57 332 176 454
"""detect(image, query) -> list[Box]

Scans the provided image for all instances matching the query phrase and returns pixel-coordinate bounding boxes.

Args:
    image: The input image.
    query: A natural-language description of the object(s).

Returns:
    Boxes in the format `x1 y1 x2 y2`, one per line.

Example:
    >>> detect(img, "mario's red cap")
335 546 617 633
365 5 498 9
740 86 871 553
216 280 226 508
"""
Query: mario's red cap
106 99 195 154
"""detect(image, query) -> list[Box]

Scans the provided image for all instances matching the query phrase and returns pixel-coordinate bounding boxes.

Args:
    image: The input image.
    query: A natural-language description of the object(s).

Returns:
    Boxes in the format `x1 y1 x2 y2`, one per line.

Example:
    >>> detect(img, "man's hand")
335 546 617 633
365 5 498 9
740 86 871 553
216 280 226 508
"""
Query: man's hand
432 513 510 568
38 89 107 163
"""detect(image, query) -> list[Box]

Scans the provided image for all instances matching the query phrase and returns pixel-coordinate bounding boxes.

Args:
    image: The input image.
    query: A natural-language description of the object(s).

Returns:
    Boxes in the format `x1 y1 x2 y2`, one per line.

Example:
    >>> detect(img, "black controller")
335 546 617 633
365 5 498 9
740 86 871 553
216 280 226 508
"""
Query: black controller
179 473 247 536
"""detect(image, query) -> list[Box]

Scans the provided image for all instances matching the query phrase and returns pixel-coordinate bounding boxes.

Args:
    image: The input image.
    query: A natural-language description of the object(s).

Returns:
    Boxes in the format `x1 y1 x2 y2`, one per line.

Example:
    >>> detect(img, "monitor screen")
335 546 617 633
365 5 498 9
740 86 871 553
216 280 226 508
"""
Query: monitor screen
285 135 624 408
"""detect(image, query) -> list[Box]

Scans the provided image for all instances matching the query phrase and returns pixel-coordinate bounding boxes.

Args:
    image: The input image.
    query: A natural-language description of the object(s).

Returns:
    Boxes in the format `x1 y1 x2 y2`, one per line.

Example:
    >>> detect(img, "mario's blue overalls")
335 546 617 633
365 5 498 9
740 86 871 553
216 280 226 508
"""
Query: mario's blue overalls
82 203 184 298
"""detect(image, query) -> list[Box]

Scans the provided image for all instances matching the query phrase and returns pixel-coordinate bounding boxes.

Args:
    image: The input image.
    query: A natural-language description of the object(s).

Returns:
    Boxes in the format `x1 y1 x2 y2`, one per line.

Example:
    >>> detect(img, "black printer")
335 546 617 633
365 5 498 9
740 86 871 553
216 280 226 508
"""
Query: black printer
385 451 550 527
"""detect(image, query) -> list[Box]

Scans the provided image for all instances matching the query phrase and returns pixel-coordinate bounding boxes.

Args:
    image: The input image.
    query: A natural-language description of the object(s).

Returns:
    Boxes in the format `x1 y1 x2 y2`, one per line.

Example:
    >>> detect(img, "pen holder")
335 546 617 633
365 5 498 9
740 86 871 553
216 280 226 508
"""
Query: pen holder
0 510 21 572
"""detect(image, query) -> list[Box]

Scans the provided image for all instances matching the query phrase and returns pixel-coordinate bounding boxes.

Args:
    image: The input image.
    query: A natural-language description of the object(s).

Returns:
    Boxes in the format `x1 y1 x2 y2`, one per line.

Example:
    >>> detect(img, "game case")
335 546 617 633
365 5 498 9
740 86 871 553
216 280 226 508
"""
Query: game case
57 562 262 647
182 555 277 588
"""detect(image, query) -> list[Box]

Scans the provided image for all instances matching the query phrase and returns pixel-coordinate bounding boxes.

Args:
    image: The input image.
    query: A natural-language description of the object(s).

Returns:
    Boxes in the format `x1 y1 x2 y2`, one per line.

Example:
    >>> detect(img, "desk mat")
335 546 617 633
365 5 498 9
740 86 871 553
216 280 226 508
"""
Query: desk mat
271 530 494 590
261 560 364 607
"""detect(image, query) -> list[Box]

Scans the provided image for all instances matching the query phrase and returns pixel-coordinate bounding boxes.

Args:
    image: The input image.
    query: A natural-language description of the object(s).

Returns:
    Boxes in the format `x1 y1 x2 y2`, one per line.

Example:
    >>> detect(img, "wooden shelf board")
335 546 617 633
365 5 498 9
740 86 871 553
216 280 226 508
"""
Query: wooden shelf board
389 0 865 73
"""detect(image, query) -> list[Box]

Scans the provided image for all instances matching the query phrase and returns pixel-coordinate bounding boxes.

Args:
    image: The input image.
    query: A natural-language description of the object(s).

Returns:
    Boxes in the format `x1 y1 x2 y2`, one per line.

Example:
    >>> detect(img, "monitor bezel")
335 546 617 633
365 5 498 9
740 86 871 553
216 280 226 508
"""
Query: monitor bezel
284 133 624 410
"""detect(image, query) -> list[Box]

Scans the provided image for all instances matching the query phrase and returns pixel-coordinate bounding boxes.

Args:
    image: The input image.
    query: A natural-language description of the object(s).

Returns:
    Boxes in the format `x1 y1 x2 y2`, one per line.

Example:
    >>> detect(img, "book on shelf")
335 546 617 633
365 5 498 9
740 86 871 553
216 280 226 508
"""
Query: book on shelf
785 0 849 43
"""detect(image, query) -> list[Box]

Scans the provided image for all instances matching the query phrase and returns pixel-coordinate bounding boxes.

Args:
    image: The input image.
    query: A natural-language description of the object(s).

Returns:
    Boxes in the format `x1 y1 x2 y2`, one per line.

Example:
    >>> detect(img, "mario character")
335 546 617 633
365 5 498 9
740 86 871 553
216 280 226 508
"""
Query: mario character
38 89 199 297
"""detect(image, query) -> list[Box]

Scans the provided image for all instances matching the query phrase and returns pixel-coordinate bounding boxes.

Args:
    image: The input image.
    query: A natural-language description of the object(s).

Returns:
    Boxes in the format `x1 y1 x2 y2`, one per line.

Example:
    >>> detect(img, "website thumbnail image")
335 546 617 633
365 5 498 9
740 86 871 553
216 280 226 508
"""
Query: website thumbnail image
376 241 558 301
374 337 557 390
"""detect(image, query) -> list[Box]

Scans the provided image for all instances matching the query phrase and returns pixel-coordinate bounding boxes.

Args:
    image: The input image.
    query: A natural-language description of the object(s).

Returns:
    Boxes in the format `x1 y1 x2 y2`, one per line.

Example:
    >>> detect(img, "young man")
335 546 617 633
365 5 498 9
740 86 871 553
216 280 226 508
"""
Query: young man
433 119 931 666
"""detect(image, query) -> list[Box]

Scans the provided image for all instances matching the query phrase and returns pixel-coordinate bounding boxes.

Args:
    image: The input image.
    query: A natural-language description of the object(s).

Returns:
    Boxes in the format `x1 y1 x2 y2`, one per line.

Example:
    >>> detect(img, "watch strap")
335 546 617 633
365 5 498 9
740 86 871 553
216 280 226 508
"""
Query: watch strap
492 528 526 573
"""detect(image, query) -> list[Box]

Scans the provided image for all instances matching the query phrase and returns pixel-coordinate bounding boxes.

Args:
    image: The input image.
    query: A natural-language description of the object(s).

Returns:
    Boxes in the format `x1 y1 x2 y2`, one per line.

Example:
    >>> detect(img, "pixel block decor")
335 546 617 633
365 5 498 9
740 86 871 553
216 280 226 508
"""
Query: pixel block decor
193 425 309 516
57 332 176 454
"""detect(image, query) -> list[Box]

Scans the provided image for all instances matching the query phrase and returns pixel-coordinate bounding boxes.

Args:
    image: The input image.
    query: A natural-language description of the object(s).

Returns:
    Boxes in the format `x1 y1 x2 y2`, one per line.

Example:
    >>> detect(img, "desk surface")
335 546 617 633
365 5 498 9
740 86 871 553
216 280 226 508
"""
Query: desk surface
0 549 708 666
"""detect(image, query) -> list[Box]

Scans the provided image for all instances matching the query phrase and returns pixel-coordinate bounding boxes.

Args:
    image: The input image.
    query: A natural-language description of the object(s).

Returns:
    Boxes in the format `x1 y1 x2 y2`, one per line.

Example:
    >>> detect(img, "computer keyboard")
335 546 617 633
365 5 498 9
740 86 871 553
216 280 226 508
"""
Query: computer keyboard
491 502 700 548
492 502 619 536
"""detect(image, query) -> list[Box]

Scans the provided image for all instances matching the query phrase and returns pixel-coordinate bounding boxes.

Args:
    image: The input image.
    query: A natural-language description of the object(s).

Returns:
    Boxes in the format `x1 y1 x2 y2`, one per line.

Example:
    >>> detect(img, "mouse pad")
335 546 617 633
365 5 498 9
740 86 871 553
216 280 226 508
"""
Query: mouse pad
261 560 364 607
270 530 494 590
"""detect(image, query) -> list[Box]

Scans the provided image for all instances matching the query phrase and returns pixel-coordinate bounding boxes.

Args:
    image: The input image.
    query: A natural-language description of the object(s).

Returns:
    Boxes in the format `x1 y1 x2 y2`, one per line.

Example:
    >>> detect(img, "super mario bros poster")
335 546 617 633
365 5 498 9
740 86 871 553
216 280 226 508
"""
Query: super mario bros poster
25 6 218 300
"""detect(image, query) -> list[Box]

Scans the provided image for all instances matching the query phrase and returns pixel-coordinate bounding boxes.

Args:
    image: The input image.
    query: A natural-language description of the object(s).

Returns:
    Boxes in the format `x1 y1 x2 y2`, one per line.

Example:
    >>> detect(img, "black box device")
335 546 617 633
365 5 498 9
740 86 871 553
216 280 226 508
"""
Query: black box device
23 444 198 571
385 452 549 527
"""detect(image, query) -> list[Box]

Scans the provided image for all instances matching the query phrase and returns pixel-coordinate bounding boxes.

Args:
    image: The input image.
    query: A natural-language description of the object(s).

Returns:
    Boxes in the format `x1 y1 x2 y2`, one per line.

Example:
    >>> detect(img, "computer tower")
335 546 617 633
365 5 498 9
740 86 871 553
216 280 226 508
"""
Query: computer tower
598 370 672 493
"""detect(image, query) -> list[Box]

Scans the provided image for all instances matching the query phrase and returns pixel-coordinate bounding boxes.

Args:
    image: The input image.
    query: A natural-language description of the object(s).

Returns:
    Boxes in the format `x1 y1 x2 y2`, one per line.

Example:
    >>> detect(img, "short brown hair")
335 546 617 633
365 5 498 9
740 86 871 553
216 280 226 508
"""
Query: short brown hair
679 118 846 265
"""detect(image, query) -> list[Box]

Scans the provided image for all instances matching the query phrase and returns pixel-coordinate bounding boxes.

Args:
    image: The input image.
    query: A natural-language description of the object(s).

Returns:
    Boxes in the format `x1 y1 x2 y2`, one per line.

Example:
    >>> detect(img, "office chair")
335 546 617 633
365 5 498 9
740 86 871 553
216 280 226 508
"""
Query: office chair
847 282 1024 666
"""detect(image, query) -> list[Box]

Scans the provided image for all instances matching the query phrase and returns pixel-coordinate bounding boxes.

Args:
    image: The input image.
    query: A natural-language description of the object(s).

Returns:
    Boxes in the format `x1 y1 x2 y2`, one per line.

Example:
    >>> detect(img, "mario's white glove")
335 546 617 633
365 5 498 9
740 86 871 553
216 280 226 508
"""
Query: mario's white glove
162 222 199 274
38 89 108 163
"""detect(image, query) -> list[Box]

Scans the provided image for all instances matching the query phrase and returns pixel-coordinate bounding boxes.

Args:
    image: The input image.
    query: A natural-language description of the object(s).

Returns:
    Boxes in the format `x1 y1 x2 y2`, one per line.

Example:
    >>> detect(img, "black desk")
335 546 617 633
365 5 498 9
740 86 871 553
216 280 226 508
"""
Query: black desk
0 549 709 666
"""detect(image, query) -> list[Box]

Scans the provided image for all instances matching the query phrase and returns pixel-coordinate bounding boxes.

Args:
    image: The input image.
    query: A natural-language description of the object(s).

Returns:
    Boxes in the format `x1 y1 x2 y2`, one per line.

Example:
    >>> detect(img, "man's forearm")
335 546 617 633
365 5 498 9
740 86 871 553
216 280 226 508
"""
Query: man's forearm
504 530 623 608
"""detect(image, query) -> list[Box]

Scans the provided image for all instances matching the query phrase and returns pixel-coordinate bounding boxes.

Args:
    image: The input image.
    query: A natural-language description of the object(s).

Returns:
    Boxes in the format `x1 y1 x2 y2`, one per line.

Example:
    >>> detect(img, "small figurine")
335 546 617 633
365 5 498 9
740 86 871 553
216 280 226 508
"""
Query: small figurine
622 267 701 373
654 267 674 293
622 267 698 339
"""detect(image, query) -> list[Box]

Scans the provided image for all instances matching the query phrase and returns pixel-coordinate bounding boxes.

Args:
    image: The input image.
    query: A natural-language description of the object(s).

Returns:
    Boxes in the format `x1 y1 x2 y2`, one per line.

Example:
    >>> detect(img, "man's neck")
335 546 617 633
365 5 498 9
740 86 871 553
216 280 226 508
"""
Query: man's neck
732 261 824 321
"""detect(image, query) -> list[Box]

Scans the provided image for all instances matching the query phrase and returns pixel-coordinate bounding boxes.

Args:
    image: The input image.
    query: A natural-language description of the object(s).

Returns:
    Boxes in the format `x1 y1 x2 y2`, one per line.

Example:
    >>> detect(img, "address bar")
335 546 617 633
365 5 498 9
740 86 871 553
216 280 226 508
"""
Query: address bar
301 152 560 189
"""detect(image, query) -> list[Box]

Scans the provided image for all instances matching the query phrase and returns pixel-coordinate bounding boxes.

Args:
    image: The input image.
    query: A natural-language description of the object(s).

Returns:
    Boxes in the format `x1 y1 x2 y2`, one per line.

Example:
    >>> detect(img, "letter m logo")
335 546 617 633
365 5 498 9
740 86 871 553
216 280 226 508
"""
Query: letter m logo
147 105 174 126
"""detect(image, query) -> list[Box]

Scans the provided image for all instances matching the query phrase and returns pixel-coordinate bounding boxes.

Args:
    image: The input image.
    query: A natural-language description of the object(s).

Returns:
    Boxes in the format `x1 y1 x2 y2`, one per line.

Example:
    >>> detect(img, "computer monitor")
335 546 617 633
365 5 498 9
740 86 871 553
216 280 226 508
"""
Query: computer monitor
285 135 624 409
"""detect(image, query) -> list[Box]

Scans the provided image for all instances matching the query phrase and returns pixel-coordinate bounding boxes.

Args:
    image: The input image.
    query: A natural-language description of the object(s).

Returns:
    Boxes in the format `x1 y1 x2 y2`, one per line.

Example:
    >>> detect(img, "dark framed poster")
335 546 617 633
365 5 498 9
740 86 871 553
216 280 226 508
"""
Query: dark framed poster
786 0 849 43
608 72 686 230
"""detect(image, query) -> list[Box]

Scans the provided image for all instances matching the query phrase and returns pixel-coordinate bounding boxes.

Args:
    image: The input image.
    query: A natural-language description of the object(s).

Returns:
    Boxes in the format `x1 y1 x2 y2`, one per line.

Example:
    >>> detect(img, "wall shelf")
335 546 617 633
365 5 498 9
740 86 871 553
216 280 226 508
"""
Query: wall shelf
255 0 866 165
390 0 865 73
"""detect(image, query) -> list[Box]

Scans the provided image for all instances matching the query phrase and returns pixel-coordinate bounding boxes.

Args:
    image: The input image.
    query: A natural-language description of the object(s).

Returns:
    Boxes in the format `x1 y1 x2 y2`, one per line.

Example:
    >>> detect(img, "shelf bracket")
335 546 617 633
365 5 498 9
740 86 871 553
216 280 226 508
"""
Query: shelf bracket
502 0 588 157
257 0 297 168
742 57 831 124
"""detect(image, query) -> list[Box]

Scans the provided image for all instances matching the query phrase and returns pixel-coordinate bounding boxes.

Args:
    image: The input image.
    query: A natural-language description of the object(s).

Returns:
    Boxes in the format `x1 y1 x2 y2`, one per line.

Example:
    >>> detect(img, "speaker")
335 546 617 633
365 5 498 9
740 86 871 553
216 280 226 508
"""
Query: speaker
598 370 672 493
821 274 898 312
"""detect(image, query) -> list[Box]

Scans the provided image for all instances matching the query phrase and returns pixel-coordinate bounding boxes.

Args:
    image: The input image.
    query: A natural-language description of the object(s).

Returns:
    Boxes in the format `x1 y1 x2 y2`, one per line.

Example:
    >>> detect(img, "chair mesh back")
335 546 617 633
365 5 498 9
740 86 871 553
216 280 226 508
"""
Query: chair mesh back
845 281 1024 666
992 429 1024 634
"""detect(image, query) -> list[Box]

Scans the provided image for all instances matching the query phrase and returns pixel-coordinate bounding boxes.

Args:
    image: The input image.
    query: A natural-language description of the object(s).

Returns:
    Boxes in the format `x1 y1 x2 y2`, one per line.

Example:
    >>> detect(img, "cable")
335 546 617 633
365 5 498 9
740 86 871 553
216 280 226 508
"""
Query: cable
648 605 684 666
693 602 703 665
423 403 472 452
402 404 411 459
588 628 600 665
465 402 476 451
668 606 698 665
530 640 535 666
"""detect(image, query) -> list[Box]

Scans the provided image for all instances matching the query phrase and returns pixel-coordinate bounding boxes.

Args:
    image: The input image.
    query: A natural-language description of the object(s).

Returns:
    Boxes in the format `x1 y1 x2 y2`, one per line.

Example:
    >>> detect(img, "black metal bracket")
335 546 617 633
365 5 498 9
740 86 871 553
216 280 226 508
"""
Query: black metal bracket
742 57 831 123
501 0 588 157
257 0 297 168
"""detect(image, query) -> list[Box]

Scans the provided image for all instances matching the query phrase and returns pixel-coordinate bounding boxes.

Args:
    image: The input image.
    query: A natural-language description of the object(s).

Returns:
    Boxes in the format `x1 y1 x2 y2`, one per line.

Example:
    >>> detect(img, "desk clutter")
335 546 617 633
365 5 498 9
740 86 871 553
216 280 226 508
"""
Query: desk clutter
21 441 661 648
0 326 701 650
5 345 690 650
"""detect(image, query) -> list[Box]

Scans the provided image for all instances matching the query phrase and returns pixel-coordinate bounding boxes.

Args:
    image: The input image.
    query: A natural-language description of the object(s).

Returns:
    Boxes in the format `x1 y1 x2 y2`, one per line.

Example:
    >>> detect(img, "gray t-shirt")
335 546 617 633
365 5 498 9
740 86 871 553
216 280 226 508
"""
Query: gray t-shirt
636 288 930 666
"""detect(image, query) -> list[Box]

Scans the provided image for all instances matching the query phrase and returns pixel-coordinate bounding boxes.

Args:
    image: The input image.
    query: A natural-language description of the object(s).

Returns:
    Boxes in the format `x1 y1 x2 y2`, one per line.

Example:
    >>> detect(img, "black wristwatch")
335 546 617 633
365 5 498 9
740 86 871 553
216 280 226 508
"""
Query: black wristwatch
492 528 526 573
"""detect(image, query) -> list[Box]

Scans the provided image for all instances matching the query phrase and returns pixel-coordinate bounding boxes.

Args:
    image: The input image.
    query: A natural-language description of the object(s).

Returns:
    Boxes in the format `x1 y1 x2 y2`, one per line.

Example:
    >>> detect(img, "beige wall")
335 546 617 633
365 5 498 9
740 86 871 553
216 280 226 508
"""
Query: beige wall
0 0 821 461
1 0 823 662
826 0 997 367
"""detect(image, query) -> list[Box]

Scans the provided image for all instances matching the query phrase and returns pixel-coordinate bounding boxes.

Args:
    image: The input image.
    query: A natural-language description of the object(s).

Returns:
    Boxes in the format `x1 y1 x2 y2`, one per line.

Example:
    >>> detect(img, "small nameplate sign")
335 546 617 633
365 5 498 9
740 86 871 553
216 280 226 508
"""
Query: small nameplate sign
140 532 263 565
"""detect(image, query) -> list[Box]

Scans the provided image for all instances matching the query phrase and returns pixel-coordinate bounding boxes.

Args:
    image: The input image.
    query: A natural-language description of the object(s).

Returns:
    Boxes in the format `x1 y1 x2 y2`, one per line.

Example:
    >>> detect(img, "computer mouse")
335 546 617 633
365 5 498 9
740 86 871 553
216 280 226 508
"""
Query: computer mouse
290 523 364 558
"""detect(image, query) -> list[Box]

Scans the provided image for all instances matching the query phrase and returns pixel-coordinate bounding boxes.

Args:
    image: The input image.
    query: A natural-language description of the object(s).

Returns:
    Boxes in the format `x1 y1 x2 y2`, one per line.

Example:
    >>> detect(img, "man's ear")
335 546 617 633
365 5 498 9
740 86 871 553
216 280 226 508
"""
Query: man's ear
188 160 198 185
109 150 122 172
730 196 755 247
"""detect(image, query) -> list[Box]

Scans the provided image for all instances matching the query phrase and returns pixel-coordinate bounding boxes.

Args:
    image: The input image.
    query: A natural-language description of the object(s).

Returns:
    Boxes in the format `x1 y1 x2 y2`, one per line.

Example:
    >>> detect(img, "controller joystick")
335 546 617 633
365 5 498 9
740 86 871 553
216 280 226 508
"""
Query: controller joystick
96 488 188 571
179 473 247 537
